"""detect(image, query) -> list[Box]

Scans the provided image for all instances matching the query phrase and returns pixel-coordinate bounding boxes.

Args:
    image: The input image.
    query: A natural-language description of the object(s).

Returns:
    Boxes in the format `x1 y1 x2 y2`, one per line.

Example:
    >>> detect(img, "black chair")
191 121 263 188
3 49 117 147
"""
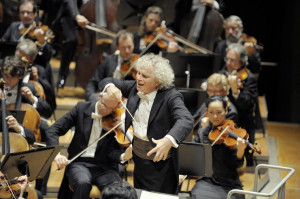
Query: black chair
178 142 212 195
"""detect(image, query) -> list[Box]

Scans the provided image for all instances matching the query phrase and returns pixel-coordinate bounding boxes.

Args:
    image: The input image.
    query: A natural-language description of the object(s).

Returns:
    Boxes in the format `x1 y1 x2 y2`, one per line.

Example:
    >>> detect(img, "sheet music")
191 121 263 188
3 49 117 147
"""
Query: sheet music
140 190 179 199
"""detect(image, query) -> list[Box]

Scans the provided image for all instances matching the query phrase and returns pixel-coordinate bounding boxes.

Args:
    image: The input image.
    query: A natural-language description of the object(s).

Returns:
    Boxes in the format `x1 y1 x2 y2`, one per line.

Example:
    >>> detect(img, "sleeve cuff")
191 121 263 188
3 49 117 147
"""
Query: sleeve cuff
120 153 126 164
213 1 220 10
166 135 179 148
32 96 38 108
20 126 26 137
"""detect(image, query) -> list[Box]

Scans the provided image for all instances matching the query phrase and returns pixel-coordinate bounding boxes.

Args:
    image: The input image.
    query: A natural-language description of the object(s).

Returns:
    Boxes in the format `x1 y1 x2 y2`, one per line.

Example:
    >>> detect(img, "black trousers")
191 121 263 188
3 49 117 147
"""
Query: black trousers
58 16 78 80
66 160 122 199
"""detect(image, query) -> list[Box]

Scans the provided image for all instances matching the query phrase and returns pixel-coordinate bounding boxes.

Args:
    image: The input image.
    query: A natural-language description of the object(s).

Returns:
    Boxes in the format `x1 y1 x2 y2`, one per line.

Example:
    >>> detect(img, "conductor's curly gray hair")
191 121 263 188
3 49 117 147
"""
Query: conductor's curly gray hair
134 53 174 89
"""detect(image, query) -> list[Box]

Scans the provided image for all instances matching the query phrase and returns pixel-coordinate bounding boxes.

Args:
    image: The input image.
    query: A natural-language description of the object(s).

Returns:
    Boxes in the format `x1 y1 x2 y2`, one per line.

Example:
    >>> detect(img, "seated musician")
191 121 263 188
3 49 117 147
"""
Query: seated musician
191 95 247 199
15 39 56 118
45 92 132 199
0 172 29 199
133 6 179 54
1 0 54 67
85 30 136 102
218 43 258 166
1 55 51 121
215 15 262 77
193 73 238 143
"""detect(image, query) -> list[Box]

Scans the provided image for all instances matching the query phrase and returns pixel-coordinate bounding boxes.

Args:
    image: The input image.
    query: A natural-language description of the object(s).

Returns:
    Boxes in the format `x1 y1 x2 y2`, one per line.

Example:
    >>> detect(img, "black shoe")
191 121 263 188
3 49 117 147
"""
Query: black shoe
56 77 66 88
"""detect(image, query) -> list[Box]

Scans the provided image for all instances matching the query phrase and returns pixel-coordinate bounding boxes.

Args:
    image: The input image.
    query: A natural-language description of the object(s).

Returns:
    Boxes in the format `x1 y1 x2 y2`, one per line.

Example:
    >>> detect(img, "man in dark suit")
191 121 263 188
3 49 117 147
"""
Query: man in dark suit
219 43 258 166
1 0 54 67
46 91 132 199
99 54 194 194
85 30 135 102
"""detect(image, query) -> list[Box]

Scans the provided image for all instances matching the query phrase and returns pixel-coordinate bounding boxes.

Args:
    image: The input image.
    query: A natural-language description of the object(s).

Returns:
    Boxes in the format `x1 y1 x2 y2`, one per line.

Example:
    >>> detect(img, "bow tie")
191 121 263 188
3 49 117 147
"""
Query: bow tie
137 92 149 102
91 113 102 120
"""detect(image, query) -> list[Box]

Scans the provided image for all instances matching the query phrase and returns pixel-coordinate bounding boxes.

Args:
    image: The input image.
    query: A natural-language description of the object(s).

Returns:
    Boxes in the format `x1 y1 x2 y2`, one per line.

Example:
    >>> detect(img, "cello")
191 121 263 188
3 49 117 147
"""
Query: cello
75 0 120 88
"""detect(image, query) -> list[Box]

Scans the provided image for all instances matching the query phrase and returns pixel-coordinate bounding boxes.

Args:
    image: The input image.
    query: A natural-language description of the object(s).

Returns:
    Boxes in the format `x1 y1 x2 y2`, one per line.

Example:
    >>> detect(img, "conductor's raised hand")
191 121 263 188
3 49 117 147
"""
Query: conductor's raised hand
147 137 172 162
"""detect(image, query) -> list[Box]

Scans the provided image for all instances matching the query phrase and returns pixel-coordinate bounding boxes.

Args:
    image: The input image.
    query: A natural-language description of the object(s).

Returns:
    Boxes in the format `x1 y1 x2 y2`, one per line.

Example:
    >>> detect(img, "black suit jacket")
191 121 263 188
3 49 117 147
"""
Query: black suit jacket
85 54 118 101
2 21 53 66
46 101 124 170
98 78 194 145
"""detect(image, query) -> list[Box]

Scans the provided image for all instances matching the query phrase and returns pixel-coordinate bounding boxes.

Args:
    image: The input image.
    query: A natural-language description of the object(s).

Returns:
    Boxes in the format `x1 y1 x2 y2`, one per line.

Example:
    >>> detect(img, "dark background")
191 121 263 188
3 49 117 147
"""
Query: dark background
221 0 300 123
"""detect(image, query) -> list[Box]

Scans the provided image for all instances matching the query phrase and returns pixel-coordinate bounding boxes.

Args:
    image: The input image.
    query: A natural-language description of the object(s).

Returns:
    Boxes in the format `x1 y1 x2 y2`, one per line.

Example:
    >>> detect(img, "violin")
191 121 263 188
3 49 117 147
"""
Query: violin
238 33 263 57
0 177 21 198
231 67 249 88
119 54 139 79
19 22 54 44
102 108 133 147
209 120 261 154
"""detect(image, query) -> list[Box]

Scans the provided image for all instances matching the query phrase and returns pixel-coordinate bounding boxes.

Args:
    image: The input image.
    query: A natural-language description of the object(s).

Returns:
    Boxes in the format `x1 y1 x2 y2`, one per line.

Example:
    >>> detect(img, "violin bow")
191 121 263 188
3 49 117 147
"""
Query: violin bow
85 23 117 38
68 120 124 164
211 125 231 147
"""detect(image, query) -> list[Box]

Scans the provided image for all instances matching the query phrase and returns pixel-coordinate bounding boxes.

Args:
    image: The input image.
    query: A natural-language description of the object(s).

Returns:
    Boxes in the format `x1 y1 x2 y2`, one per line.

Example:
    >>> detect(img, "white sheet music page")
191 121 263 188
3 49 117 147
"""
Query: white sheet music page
140 190 179 199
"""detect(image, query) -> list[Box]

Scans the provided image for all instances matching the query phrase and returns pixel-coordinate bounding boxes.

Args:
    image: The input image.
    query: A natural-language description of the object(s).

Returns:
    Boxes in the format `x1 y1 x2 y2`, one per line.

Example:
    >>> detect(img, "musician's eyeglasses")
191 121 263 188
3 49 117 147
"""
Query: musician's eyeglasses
224 57 237 63
19 11 34 15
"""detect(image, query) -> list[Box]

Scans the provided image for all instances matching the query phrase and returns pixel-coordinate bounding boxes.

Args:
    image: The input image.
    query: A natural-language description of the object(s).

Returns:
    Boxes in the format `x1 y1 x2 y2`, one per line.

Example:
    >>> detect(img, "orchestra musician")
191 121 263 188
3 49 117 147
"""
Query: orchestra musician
193 73 238 143
215 15 262 77
85 30 135 102
50 0 89 89
1 0 54 68
45 92 132 199
99 54 193 194
219 43 258 166
191 95 247 199
132 6 179 54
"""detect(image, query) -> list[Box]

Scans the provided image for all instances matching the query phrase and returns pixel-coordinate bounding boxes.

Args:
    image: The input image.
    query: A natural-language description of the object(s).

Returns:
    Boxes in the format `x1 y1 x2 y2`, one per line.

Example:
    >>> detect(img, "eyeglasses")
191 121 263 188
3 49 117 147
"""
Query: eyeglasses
224 57 237 63
19 11 34 15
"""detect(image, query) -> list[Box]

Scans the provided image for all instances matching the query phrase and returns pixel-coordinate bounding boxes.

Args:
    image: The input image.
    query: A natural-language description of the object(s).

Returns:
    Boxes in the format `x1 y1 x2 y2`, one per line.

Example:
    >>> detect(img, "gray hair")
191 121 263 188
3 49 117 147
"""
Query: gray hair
225 15 243 31
135 54 174 89
226 43 248 65
16 39 38 60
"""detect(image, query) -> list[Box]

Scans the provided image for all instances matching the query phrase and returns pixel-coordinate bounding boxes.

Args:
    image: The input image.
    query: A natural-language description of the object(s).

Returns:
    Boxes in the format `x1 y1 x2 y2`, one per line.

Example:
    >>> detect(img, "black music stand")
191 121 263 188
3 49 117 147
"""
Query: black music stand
162 52 221 88
0 41 18 59
0 145 62 181
179 142 212 177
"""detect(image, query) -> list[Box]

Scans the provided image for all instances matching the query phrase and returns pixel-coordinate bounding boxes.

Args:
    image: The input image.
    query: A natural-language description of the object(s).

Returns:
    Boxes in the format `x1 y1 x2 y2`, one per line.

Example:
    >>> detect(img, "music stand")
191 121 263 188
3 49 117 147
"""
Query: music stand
162 52 221 88
8 110 26 124
0 41 18 59
0 145 62 181
179 142 212 177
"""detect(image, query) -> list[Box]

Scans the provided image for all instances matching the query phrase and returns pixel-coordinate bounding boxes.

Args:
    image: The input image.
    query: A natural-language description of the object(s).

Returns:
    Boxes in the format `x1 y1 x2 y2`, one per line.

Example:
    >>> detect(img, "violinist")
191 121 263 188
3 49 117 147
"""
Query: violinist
193 73 238 143
0 172 28 199
191 95 247 199
85 30 135 102
215 15 262 77
133 6 179 54
99 54 193 194
219 43 258 166
1 0 54 67
46 92 132 199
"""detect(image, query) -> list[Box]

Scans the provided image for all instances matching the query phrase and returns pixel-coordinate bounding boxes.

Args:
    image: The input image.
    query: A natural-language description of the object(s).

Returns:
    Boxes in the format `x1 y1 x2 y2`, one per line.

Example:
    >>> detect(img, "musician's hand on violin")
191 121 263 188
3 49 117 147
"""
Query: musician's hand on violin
54 154 69 170
244 42 255 57
201 117 209 128
167 41 179 53
30 66 39 81
16 175 28 197
201 0 215 7
76 14 89 28
6 115 22 133
148 137 172 162
34 28 45 45
236 137 247 159
106 86 122 102
228 75 239 95
123 144 133 161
